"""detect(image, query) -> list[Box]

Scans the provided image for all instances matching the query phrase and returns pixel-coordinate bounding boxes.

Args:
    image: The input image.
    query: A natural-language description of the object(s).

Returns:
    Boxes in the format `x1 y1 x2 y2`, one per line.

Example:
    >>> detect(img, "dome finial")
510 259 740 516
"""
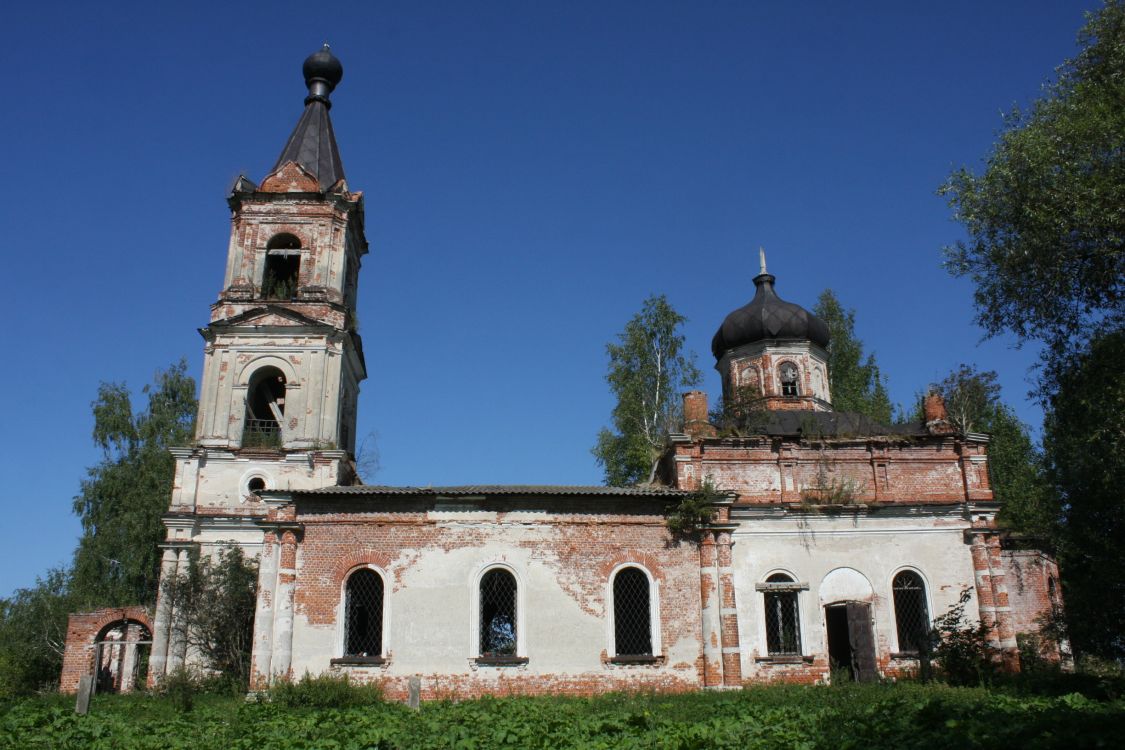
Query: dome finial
759 246 767 276
302 44 344 108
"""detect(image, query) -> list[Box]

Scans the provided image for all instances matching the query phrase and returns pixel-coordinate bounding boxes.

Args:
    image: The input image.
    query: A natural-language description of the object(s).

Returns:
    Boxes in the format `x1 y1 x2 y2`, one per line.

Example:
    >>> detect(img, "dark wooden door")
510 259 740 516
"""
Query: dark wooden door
846 601 878 682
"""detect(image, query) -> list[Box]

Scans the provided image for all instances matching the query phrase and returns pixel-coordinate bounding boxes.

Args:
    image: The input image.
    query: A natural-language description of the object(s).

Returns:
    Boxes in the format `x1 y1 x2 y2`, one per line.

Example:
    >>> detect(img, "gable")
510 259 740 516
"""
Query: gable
210 304 327 329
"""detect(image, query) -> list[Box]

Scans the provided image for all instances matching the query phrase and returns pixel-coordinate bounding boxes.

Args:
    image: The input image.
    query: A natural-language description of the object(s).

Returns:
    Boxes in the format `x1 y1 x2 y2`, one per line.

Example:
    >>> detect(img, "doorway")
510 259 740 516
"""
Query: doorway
93 620 152 693
824 601 877 682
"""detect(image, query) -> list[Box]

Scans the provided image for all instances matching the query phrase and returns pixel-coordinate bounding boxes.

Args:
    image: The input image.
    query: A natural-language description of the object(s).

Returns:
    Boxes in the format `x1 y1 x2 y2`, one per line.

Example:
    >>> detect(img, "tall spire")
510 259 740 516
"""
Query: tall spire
271 45 346 190
758 246 768 276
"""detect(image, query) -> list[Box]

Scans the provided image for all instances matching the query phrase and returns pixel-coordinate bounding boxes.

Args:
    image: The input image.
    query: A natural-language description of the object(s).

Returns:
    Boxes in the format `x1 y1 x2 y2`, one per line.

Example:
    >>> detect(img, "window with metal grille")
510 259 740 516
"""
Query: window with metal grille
613 567 652 656
344 569 383 657
779 363 800 397
479 569 517 656
892 570 930 653
763 573 802 655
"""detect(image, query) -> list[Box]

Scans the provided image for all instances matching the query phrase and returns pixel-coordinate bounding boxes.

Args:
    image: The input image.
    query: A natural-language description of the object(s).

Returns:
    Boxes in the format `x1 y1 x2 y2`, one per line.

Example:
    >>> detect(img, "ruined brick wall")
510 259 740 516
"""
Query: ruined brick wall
1001 548 1065 661
255 495 706 698
668 435 991 504
59 607 152 694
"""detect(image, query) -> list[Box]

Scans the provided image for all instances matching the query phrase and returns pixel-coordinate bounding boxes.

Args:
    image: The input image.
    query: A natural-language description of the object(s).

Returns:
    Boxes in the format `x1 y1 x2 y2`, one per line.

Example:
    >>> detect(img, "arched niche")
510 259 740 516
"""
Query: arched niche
819 567 874 605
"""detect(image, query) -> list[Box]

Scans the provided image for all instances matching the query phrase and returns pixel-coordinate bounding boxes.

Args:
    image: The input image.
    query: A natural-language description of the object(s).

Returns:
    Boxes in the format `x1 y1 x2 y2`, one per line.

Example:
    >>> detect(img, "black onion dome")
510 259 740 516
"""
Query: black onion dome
711 273 830 360
303 45 343 92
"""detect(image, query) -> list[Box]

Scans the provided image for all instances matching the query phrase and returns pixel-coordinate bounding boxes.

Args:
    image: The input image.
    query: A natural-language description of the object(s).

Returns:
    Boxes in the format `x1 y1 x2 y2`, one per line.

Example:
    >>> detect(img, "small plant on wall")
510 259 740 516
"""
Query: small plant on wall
666 479 724 537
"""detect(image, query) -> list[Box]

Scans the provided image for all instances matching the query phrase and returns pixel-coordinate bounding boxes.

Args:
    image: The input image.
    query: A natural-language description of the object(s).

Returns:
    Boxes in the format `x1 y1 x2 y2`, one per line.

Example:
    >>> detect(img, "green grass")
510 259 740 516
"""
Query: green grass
1 682 1122 749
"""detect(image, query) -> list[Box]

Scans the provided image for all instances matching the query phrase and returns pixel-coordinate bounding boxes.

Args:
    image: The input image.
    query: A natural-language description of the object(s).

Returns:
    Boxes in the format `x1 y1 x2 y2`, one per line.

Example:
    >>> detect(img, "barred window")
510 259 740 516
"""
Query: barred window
479 569 517 656
892 570 929 653
613 567 652 657
764 573 802 655
344 569 383 657
779 363 800 397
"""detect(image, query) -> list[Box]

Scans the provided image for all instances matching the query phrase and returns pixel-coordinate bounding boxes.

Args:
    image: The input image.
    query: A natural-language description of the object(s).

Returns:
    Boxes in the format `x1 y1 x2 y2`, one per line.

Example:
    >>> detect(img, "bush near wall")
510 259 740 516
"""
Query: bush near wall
2 683 1123 749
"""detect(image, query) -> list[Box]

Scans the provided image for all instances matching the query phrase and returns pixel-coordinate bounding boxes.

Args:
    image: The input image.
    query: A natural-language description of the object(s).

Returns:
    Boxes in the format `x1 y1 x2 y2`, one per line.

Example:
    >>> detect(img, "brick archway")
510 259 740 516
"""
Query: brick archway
59 606 153 694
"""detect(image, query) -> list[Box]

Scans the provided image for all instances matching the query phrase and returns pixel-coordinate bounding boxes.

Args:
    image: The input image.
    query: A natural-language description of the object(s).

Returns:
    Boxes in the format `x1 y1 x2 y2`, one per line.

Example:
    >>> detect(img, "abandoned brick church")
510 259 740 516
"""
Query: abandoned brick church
60 48 1064 699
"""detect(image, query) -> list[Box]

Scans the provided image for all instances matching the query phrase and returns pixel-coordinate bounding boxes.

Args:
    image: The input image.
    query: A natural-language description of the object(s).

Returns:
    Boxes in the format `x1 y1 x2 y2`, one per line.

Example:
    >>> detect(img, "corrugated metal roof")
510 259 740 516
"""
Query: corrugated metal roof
291 484 688 497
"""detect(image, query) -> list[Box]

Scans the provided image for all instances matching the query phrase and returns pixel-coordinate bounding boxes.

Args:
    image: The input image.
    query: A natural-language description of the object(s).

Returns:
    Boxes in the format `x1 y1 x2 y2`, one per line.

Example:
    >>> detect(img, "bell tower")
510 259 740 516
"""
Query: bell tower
150 46 367 680
166 45 367 521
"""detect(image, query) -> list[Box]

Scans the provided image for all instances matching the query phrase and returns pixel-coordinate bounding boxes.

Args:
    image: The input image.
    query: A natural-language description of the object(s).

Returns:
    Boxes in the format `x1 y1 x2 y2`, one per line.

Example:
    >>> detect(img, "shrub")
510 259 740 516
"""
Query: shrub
268 672 383 708
931 588 995 686
154 667 198 713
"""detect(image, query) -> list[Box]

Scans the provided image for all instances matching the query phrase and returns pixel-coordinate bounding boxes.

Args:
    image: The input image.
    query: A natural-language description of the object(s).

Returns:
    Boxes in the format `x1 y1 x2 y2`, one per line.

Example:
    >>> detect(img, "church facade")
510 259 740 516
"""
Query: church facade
61 49 1063 699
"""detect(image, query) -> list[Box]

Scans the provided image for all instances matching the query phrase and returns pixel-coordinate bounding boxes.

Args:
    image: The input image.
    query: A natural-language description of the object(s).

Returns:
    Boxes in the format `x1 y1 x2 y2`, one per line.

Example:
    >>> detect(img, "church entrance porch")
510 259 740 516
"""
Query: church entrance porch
824 602 877 683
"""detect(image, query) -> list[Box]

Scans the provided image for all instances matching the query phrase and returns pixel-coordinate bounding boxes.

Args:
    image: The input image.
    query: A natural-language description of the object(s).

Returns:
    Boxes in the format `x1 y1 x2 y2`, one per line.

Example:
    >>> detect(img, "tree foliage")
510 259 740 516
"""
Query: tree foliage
70 361 197 608
162 546 258 689
812 290 893 423
939 2 1125 661
0 569 71 698
925 365 1056 538
940 1 1125 354
594 295 701 485
1043 331 1125 659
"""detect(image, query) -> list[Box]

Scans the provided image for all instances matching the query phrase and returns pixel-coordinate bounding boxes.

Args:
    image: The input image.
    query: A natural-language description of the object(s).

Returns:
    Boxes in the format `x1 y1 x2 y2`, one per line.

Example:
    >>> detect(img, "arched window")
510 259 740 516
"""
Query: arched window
763 573 801 655
779 363 800 397
262 233 302 299
892 570 930 653
740 365 762 395
343 569 384 657
613 567 652 657
479 569 517 656
243 367 286 448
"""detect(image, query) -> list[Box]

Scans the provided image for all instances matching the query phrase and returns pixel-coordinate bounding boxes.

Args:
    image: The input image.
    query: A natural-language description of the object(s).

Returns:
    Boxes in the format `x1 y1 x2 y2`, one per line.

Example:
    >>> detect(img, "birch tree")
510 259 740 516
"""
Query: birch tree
594 295 700 485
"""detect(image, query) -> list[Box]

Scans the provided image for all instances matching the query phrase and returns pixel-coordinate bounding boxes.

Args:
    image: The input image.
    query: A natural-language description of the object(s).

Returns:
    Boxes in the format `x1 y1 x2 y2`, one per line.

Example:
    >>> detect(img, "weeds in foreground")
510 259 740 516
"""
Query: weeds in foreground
1 681 1122 750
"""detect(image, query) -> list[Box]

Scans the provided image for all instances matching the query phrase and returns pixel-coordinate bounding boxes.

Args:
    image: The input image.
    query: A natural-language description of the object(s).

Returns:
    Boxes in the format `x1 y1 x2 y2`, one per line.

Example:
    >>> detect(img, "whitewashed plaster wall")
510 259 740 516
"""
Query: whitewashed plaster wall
731 510 979 678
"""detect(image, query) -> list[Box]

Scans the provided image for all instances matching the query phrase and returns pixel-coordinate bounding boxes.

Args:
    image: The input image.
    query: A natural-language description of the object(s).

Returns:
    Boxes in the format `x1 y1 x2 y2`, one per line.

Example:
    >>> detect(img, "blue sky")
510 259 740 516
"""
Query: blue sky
0 0 1101 596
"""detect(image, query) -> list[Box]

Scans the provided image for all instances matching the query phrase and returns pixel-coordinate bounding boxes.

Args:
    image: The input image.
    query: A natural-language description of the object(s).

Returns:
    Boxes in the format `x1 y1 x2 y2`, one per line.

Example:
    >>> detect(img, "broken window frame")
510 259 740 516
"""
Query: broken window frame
891 570 930 654
763 573 803 656
779 362 801 397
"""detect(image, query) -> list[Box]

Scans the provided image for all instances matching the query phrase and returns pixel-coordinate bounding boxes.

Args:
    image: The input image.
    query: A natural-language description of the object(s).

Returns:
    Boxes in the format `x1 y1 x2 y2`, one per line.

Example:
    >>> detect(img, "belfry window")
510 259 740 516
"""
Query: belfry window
779 363 800 397
613 567 652 657
343 569 384 657
243 367 285 448
479 569 517 657
892 570 930 653
262 233 301 300
763 573 802 655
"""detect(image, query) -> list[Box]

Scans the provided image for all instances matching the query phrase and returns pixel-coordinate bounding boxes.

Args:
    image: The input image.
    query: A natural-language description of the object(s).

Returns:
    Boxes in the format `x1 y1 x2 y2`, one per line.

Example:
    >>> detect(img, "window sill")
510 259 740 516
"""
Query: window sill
474 656 528 666
607 655 663 665
890 652 921 660
755 655 814 664
330 656 387 667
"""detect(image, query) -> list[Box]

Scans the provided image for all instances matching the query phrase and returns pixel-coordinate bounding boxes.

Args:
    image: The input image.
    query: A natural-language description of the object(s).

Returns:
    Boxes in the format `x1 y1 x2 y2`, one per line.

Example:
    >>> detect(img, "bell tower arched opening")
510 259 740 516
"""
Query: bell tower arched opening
243 367 286 448
262 233 302 300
